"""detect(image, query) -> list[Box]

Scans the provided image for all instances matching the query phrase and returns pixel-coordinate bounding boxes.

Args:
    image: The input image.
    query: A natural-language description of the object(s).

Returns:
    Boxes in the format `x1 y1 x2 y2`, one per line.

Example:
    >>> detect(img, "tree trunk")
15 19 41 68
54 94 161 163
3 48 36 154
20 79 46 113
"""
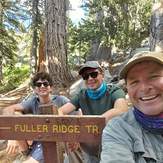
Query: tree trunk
45 0 72 87
0 1 4 82
30 0 39 74
87 10 103 61
87 39 100 61
87 8 112 62
150 1 163 51
38 30 48 72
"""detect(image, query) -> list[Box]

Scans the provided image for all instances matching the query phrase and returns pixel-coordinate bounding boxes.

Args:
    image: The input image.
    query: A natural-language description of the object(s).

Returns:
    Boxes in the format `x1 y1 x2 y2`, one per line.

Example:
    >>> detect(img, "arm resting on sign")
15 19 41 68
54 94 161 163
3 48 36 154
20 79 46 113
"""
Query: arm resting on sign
58 102 76 115
102 98 128 123
3 104 24 115
3 104 31 155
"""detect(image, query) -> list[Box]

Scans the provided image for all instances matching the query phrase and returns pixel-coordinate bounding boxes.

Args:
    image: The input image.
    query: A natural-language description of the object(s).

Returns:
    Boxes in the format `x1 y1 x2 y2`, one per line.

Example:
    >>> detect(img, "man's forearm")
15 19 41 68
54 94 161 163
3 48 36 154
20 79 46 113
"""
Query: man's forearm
3 104 23 115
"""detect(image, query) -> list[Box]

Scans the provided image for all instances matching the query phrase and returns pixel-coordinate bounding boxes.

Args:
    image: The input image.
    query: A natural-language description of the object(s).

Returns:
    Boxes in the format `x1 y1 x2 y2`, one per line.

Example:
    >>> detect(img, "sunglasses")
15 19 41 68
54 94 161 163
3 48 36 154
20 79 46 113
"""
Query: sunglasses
82 71 99 80
35 81 50 87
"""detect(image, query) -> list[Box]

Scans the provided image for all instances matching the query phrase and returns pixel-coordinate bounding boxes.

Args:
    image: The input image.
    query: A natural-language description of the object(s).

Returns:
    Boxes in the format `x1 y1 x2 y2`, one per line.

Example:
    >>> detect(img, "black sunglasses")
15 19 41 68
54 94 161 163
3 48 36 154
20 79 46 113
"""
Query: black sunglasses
35 81 50 87
82 71 99 80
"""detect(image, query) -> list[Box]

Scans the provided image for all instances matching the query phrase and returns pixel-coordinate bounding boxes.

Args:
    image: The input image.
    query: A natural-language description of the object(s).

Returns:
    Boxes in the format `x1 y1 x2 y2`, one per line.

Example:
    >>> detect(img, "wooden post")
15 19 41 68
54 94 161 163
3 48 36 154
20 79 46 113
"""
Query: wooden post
39 104 59 163
42 142 58 163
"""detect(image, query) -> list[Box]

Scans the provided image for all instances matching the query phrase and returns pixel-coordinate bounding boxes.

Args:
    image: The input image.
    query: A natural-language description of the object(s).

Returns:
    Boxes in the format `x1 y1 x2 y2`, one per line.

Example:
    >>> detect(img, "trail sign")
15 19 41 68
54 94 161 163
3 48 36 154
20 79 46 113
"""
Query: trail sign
0 115 105 163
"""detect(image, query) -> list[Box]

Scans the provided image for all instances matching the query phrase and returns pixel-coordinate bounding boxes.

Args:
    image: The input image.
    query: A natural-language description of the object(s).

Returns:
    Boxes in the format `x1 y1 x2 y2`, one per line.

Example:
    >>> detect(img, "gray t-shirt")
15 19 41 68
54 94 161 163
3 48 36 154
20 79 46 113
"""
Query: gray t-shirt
21 94 69 114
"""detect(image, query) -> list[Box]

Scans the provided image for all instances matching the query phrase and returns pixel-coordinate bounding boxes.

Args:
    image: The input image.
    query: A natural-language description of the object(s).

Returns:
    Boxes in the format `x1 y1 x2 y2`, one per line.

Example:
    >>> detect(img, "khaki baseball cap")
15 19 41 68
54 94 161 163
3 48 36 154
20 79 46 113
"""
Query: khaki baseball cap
79 61 102 75
120 51 163 79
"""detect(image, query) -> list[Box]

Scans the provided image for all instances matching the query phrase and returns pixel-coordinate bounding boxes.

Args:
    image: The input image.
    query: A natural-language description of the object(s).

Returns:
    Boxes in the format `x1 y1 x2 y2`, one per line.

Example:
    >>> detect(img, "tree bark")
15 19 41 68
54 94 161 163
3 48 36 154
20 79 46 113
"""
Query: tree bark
150 1 163 51
30 0 40 74
0 1 4 82
45 0 72 87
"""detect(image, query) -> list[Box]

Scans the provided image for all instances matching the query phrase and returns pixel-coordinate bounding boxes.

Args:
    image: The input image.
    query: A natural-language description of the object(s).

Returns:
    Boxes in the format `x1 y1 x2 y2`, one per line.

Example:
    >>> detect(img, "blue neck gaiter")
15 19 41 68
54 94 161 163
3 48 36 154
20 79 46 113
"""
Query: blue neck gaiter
86 82 107 100
133 107 163 135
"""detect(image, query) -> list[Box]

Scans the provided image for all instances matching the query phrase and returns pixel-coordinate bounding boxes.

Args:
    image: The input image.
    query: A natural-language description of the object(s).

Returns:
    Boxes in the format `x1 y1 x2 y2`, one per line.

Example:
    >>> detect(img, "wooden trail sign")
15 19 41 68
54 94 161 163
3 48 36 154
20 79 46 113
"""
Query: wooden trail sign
0 115 105 163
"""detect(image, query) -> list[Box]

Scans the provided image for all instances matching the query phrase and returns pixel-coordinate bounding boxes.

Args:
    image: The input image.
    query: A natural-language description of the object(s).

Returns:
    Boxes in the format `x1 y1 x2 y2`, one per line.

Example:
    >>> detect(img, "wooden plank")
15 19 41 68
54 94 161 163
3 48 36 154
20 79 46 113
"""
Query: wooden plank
0 115 105 163
0 115 105 143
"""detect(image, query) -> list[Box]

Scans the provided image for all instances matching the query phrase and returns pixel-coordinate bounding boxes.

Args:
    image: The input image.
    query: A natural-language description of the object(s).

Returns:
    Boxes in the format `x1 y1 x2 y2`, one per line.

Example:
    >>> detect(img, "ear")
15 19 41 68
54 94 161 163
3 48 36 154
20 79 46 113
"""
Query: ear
100 71 104 77
101 72 105 76
49 86 53 93
33 88 38 94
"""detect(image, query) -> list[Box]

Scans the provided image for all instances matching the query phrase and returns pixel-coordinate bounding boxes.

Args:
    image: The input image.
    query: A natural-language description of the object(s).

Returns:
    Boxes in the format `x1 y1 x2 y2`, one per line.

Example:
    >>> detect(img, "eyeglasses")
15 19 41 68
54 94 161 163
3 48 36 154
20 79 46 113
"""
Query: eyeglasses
35 81 50 87
82 71 99 80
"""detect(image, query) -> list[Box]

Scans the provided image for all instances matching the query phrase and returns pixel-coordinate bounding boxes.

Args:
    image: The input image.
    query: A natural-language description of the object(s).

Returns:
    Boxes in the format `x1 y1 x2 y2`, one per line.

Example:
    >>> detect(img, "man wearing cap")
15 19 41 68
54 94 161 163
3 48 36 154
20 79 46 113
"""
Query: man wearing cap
58 61 128 163
100 51 163 163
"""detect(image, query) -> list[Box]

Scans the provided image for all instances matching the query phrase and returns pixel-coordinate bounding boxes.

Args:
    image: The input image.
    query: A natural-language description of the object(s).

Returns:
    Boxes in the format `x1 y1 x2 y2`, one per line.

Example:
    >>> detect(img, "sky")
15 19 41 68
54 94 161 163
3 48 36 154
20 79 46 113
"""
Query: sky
69 0 85 24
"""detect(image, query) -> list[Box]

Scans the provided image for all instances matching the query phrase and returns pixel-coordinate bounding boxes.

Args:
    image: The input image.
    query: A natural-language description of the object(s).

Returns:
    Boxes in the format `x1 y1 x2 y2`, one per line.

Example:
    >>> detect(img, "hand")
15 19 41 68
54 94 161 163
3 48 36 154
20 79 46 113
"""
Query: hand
3 109 15 115
6 140 19 155
67 142 80 152
27 140 33 146
52 105 58 115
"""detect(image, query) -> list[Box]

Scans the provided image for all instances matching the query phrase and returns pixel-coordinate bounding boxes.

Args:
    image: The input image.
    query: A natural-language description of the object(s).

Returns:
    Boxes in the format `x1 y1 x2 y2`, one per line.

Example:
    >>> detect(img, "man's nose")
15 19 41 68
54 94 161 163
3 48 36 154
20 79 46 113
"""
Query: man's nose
40 84 44 87
88 75 92 79
139 81 152 92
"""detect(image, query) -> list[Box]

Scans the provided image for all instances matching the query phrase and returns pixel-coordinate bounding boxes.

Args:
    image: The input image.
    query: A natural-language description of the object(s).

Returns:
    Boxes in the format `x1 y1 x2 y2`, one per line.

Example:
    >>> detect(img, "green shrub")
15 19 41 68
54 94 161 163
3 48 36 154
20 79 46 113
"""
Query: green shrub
0 65 30 94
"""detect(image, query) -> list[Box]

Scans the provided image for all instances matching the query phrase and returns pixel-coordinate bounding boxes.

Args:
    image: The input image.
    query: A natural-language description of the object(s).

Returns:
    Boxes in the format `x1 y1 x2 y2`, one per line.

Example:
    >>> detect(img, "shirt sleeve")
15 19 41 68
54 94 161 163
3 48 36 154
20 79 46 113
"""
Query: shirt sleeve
52 95 70 107
70 94 80 110
58 95 70 105
100 118 135 163
20 95 36 114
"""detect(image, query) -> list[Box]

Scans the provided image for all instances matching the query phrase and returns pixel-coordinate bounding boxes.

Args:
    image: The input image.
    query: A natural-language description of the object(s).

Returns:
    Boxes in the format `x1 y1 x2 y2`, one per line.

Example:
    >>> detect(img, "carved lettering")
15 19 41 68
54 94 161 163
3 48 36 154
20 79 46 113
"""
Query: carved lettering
85 125 99 134
52 125 80 133
14 124 99 134
14 124 48 133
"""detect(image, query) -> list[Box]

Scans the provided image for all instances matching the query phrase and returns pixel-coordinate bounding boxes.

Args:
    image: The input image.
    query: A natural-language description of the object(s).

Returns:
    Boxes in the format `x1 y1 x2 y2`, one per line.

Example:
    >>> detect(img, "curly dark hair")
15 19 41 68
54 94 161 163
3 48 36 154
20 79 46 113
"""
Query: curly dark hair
31 72 53 87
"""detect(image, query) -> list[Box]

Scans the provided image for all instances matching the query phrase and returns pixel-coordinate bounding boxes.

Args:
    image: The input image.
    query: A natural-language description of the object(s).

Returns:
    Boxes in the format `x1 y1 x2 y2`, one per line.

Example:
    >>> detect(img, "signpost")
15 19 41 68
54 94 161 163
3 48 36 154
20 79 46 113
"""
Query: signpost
0 115 105 163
